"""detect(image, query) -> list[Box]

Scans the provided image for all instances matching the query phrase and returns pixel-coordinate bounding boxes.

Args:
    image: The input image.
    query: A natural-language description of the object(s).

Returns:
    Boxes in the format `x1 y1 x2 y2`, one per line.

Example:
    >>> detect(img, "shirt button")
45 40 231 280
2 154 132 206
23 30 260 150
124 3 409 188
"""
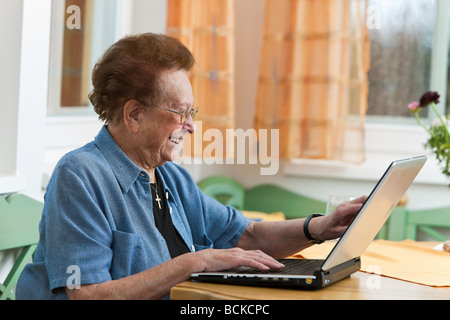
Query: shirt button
191 245 196 252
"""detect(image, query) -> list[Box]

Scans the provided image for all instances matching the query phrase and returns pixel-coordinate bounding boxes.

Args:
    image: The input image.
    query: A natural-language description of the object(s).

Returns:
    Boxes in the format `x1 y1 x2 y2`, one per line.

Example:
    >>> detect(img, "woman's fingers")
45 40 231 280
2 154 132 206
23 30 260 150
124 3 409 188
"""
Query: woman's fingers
198 248 284 272
240 250 285 270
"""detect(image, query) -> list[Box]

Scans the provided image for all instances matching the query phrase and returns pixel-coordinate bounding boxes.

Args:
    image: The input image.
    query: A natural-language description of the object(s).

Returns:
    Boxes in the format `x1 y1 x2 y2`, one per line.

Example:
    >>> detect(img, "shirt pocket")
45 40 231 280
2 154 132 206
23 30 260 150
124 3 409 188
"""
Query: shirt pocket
110 230 148 278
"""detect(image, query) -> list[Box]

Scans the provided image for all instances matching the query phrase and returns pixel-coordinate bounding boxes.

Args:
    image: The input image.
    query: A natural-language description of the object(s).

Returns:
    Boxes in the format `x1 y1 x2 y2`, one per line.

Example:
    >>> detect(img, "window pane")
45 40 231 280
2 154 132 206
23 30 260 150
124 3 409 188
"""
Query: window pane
367 0 436 119
61 0 93 107
49 0 117 113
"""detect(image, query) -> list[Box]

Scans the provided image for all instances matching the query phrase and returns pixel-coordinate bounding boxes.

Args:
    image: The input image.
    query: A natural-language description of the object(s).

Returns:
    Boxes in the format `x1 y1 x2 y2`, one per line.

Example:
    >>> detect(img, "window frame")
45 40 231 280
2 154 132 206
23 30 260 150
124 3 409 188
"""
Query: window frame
428 0 450 117
286 0 450 185
47 0 124 116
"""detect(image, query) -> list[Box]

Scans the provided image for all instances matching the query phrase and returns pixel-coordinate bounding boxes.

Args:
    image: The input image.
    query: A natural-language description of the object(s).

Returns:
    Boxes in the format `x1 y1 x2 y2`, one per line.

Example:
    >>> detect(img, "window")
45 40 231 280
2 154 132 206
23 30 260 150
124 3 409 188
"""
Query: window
48 0 119 115
367 0 450 122
285 0 450 185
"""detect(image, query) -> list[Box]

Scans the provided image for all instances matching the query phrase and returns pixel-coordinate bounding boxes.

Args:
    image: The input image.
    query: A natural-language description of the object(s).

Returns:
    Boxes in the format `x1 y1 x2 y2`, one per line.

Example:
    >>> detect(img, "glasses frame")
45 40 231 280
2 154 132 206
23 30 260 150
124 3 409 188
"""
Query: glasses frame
141 102 198 125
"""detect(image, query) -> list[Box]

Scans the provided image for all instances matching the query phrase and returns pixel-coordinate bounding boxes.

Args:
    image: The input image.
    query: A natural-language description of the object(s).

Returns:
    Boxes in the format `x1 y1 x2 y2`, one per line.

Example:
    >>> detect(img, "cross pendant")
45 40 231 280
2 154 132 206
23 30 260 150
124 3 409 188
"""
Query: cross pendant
155 194 162 209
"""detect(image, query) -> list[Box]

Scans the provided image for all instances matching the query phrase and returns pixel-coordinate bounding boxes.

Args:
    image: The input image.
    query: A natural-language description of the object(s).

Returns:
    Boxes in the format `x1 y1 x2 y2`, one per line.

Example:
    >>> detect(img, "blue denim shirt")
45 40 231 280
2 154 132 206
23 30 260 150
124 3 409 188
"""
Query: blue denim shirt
16 126 250 300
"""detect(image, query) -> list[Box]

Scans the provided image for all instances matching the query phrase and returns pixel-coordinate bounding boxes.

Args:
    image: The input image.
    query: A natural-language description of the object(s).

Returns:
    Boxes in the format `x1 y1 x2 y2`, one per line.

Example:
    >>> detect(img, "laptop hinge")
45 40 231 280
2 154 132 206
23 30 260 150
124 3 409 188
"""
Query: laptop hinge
315 257 361 287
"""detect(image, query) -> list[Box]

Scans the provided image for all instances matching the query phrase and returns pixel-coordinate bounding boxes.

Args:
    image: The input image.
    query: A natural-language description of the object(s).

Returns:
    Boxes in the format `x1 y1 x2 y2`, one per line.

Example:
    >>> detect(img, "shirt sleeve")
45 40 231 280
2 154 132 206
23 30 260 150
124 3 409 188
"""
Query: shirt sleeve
199 190 251 249
43 164 114 291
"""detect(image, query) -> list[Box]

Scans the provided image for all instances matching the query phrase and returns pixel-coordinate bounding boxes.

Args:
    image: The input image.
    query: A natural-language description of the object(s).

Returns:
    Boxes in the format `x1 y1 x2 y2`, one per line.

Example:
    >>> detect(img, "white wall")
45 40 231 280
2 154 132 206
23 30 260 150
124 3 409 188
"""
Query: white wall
0 0 23 189
0 0 50 199
132 0 167 34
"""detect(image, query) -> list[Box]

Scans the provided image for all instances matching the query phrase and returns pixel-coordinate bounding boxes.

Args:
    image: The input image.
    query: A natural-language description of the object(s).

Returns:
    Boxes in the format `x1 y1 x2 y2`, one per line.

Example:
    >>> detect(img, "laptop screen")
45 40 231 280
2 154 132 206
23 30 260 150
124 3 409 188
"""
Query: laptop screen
321 156 426 271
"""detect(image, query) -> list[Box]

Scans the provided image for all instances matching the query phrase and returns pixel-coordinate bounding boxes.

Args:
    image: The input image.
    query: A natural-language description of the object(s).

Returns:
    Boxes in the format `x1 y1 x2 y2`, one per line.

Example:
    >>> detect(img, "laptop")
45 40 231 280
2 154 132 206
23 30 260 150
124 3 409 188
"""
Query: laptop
191 155 427 289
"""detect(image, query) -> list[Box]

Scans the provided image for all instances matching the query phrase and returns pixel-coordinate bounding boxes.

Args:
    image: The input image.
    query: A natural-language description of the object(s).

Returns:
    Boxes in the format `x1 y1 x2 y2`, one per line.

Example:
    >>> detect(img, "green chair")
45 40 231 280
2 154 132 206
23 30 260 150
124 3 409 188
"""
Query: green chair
197 176 246 210
0 194 43 300
386 206 450 241
197 176 326 219
245 184 326 219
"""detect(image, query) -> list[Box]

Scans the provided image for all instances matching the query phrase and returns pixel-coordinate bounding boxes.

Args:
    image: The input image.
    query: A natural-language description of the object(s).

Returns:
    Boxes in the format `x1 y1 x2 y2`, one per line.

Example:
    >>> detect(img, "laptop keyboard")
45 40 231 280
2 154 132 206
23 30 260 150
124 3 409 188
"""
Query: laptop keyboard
238 259 323 275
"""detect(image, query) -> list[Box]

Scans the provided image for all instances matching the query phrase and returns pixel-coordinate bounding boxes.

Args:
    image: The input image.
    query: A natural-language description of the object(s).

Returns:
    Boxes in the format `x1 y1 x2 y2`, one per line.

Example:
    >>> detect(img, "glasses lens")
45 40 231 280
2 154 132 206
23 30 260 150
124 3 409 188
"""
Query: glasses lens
181 107 198 124
191 107 198 120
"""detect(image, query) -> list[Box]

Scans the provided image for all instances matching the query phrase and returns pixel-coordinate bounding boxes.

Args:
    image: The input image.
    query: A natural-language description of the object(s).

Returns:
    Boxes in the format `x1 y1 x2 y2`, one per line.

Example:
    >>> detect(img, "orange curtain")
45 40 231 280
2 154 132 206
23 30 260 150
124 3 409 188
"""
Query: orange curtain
255 0 370 162
167 0 235 158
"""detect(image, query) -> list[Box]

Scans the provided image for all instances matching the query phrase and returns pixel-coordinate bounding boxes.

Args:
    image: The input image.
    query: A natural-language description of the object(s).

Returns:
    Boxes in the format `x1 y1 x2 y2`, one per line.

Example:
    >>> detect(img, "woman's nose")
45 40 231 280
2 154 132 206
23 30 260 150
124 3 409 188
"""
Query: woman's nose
183 115 196 134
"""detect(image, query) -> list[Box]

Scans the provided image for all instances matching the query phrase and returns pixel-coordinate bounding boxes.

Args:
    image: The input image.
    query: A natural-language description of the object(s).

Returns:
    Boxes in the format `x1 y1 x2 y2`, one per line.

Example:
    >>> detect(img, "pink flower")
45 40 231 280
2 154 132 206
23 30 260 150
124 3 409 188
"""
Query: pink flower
431 117 450 128
408 101 421 112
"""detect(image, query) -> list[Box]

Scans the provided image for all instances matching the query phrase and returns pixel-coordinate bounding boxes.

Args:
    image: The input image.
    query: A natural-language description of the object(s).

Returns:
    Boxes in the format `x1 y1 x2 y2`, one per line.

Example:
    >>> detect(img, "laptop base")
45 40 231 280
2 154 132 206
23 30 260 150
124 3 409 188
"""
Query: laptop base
191 258 361 290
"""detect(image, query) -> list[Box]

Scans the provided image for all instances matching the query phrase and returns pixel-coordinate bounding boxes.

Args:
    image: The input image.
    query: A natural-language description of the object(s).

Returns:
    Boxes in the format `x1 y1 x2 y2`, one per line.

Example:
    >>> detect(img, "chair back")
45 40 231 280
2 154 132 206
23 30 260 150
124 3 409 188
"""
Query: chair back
245 184 326 219
405 207 450 241
386 206 450 241
197 176 245 210
0 194 43 300
198 176 327 219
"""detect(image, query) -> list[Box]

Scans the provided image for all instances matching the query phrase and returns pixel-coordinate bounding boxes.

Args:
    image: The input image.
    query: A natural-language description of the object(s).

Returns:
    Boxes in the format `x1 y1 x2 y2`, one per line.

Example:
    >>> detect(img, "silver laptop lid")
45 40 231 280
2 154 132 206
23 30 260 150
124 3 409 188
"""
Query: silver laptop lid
321 156 427 271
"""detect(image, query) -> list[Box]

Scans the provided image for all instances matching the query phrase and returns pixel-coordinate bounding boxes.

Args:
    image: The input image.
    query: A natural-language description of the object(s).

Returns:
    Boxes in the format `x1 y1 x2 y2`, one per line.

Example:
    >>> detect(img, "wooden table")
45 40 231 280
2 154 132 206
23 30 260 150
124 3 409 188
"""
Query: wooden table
171 241 450 300
171 272 449 300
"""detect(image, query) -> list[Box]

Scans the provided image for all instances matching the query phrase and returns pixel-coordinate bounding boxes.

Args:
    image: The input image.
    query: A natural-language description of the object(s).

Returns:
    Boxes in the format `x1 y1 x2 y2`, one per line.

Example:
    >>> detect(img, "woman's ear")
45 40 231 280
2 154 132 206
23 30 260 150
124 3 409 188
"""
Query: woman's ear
122 100 142 134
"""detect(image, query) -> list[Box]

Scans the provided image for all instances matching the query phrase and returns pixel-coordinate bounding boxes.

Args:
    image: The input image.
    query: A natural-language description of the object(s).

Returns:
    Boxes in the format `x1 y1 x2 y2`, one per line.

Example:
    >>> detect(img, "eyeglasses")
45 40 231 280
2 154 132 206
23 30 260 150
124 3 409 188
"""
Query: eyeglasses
141 102 198 125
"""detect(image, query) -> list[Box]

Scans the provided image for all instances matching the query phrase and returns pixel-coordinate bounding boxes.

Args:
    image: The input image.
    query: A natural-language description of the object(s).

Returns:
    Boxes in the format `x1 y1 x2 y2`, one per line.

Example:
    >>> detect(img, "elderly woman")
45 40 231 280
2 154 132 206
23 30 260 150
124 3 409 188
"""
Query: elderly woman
16 33 365 300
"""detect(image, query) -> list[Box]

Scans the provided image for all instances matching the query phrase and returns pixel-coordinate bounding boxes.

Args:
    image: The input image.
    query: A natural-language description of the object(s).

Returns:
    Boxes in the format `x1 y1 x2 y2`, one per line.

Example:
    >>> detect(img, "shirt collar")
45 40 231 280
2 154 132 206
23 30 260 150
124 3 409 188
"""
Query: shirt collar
94 126 175 200
95 126 142 193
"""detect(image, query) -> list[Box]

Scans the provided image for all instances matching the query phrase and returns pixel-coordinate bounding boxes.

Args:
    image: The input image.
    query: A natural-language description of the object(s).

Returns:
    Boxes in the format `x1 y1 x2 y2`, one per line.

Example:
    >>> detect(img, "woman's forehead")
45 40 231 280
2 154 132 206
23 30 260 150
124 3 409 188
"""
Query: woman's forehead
160 70 194 106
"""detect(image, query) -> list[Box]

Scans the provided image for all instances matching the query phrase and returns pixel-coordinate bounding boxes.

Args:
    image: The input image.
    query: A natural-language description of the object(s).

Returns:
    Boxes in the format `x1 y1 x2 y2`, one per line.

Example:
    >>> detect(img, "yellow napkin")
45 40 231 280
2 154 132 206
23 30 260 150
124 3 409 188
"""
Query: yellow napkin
294 240 450 287
241 211 286 221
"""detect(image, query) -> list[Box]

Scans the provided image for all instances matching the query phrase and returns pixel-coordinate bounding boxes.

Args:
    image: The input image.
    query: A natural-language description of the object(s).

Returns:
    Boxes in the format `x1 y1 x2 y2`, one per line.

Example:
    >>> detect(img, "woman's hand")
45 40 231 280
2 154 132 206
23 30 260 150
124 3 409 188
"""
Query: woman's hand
310 195 367 241
194 247 285 272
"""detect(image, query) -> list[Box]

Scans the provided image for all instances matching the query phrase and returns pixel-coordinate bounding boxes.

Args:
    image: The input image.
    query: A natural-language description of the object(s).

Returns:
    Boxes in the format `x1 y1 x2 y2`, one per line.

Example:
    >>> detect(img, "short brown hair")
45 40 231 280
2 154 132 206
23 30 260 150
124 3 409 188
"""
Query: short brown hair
89 33 195 124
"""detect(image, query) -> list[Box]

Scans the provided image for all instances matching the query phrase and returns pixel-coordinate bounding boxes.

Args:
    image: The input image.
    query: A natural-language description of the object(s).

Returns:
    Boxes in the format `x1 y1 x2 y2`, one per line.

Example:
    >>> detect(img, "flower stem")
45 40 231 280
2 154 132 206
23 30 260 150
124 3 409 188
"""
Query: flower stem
415 111 431 134
431 102 450 138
